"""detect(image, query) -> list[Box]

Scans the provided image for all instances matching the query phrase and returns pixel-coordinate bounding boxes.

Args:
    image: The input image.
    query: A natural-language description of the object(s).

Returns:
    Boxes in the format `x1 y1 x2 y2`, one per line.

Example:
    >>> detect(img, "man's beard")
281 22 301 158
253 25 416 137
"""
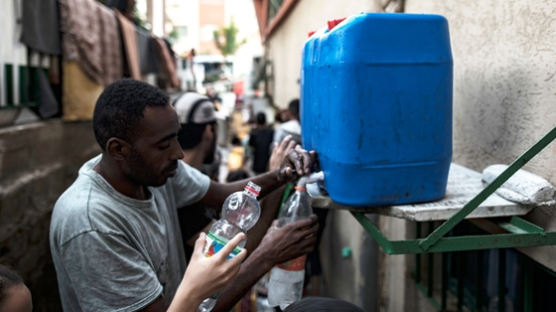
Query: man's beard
126 146 166 187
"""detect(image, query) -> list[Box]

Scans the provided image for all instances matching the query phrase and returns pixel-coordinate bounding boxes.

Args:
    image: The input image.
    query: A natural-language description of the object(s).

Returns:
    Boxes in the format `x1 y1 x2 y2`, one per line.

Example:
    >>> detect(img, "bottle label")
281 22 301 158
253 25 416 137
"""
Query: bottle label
244 181 261 198
277 255 306 271
204 232 242 260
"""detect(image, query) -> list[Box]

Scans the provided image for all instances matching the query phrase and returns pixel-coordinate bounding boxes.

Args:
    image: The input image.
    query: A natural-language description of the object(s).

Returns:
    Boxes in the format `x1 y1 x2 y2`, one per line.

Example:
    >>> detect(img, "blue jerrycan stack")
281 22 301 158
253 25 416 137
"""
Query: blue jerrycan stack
301 13 453 207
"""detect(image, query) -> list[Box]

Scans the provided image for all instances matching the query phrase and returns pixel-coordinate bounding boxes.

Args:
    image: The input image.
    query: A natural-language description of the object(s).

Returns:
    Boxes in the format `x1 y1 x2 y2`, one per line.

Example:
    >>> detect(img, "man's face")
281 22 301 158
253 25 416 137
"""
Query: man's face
124 104 184 187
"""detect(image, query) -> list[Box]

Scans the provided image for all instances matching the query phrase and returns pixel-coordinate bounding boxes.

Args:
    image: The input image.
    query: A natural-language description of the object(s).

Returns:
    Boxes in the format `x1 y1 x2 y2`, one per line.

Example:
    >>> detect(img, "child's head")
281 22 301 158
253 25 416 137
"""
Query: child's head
0 265 32 312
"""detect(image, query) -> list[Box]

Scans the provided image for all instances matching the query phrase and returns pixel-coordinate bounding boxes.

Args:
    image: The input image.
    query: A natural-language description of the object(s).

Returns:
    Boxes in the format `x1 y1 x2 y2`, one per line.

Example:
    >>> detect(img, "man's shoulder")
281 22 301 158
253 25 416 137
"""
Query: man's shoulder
51 174 119 246
50 175 95 245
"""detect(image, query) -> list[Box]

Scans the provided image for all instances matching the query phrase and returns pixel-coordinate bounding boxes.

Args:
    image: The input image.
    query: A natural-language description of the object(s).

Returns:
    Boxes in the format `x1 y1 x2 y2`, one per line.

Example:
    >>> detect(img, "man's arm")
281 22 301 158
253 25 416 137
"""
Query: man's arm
139 297 165 312
212 216 318 312
201 169 283 208
204 136 297 253
200 139 315 208
244 184 286 252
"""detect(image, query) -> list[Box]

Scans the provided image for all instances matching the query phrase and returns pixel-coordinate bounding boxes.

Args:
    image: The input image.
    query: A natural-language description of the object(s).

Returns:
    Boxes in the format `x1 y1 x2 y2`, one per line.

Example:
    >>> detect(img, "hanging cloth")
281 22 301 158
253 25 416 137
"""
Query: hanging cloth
154 38 179 88
115 10 141 80
58 0 123 85
136 28 161 75
20 0 61 55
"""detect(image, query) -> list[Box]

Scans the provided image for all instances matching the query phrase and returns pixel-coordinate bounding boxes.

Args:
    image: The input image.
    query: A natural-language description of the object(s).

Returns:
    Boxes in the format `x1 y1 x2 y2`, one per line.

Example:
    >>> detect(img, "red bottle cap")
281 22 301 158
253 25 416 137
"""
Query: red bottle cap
327 17 346 31
308 30 316 38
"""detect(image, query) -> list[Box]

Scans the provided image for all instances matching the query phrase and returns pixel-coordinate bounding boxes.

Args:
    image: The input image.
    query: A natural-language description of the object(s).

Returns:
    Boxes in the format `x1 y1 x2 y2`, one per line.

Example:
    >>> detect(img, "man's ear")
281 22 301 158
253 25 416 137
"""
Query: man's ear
106 137 131 160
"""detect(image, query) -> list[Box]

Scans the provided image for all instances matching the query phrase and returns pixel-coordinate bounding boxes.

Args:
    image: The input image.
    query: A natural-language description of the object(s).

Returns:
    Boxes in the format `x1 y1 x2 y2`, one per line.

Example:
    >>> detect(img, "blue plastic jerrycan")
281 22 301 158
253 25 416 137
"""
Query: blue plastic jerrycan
301 13 453 207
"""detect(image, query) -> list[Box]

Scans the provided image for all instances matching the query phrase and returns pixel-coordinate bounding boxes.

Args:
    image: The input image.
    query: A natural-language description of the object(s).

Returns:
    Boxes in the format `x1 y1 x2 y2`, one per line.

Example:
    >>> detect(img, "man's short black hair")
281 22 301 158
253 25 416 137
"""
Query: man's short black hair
93 79 169 150
288 98 299 118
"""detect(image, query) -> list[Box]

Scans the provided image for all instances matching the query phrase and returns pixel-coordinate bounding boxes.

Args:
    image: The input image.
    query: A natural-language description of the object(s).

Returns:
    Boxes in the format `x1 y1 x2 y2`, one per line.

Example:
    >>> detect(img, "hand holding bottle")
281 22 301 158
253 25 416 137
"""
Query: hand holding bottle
267 178 318 309
198 182 262 311
259 215 318 266
169 232 247 312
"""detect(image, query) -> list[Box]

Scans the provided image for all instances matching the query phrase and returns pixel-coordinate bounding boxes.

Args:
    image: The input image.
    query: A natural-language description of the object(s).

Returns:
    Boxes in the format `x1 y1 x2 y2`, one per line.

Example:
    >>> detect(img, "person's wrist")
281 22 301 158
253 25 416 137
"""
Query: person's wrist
179 280 203 306
274 168 285 183
169 281 203 312
250 245 275 272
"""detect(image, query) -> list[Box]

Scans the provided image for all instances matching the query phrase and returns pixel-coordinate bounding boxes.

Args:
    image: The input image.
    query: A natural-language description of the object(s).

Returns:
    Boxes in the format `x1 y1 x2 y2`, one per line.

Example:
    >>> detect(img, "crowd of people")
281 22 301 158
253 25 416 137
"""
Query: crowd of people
1 80 362 312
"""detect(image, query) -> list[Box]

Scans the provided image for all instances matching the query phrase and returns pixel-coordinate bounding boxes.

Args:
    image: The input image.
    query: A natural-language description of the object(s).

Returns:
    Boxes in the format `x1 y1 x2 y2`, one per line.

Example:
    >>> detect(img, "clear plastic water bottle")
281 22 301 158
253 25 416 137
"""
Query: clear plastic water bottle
267 179 313 310
198 181 262 312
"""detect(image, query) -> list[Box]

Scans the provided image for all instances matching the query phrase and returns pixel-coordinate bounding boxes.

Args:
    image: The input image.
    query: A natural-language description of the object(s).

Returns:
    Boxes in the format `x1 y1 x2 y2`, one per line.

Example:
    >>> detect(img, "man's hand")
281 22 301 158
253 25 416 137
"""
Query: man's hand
277 144 317 182
208 216 318 312
268 135 297 171
257 215 318 265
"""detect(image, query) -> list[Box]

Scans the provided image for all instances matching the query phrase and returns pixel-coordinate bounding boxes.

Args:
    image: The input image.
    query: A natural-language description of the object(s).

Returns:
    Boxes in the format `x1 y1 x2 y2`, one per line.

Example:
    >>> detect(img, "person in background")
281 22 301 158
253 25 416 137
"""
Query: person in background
0 265 33 312
173 92 300 257
273 99 301 146
228 135 247 172
249 112 274 175
187 49 197 90
172 92 223 260
272 98 329 297
49 79 319 312
206 86 222 107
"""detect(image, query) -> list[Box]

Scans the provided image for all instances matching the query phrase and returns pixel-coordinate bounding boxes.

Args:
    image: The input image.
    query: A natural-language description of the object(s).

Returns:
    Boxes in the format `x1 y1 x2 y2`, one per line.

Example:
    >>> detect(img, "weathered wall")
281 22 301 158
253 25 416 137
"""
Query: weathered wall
0 120 100 311
319 211 379 311
406 0 556 182
265 0 380 108
405 0 556 271
378 1 556 310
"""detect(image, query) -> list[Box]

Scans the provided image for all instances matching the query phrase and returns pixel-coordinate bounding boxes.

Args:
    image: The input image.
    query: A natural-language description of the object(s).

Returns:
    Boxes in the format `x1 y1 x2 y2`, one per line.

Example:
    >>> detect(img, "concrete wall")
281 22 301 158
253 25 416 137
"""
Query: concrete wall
0 120 100 311
405 0 556 272
265 0 380 108
319 211 379 310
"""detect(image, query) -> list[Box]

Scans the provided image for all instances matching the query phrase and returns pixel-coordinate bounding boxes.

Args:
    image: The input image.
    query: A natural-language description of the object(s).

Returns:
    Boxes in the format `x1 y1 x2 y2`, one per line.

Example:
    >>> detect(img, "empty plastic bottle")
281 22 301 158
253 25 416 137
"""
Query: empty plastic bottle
267 177 313 309
198 181 262 312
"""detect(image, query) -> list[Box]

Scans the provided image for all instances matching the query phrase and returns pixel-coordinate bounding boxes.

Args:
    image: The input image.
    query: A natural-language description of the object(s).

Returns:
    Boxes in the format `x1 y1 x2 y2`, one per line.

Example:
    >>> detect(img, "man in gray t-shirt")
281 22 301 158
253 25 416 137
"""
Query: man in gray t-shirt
50 154 210 310
50 79 318 312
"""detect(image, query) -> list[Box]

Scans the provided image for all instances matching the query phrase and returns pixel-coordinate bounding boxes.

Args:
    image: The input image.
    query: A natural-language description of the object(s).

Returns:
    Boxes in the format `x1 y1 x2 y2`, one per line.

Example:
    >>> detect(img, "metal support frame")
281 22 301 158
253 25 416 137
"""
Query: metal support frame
352 125 556 255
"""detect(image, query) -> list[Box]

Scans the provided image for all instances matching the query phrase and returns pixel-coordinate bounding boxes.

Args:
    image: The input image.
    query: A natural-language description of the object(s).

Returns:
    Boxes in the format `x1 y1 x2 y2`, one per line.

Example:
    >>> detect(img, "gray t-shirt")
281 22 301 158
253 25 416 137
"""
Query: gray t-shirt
49 155 210 311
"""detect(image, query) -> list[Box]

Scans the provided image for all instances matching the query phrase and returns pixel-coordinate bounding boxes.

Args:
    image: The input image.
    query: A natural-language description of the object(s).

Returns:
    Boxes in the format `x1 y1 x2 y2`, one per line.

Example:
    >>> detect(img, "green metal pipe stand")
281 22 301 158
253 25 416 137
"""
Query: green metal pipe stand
352 125 556 254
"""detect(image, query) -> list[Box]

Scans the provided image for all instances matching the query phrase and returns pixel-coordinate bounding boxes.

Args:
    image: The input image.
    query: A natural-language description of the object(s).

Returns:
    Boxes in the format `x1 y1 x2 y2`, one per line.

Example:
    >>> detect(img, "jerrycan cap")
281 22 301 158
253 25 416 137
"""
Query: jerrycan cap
327 17 346 31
